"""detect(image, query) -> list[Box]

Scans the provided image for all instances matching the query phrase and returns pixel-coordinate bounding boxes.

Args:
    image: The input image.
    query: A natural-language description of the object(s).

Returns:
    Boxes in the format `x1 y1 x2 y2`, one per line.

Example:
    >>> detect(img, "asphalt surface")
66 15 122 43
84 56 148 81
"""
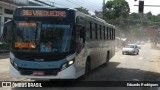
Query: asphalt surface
1 43 160 90
85 43 160 81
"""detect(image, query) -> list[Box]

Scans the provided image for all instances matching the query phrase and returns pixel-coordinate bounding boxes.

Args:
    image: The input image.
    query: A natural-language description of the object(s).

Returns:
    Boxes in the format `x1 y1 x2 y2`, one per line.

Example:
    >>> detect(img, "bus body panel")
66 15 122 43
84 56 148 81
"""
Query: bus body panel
8 6 115 80
9 62 77 79
75 11 115 70
74 47 88 78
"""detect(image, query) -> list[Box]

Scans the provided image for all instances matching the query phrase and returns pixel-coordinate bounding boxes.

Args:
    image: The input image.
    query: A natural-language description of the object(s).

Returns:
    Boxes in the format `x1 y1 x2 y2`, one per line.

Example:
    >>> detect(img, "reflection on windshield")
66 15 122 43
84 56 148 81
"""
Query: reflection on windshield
40 24 72 53
14 20 73 53
125 45 134 48
14 21 38 49
16 22 37 42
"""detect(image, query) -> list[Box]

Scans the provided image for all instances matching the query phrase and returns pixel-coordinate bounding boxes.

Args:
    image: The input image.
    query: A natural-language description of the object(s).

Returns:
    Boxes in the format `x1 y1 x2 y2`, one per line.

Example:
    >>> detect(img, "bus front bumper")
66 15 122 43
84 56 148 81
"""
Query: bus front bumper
9 63 76 80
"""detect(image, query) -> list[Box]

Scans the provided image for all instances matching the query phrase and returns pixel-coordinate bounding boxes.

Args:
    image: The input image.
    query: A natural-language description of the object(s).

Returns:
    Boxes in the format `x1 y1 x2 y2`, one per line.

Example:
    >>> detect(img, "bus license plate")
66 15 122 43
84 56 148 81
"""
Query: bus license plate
33 71 44 76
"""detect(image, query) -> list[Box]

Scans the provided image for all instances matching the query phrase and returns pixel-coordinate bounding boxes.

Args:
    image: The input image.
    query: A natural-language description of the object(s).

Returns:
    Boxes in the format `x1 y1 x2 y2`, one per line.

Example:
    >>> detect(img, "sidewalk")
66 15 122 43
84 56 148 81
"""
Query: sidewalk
0 50 9 54
0 53 9 59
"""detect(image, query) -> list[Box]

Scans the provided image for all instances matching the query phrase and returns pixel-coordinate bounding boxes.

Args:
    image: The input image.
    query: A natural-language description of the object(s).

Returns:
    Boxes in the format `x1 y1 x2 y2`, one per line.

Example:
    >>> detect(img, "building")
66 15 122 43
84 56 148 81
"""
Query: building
0 0 53 36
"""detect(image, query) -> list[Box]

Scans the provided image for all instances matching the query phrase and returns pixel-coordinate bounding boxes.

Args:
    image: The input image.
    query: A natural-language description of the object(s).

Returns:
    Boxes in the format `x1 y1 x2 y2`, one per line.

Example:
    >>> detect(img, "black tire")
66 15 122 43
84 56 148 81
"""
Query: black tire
106 52 109 65
79 58 91 80
137 50 139 55
84 60 91 76
133 51 135 55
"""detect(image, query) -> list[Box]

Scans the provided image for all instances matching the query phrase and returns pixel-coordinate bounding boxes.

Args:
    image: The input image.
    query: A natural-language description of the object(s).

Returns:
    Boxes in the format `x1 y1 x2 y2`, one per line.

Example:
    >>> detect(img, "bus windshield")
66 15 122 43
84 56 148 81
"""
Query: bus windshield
40 24 72 52
13 18 74 53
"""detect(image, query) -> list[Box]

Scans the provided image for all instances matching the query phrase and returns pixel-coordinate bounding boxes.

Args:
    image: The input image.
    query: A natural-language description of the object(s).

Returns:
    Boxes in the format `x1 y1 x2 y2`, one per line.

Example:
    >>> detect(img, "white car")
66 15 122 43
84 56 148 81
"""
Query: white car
135 41 141 49
122 44 139 55
137 45 141 49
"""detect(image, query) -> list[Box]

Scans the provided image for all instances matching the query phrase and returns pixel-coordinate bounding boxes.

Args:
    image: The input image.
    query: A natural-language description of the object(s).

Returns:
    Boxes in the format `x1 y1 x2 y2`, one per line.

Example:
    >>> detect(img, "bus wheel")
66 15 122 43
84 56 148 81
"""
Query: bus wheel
85 59 91 76
79 59 91 80
106 52 109 65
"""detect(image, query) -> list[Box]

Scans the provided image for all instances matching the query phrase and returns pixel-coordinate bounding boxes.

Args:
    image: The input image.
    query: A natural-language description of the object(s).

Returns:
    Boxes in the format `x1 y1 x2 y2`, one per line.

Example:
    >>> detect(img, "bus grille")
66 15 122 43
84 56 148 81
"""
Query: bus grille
18 67 60 76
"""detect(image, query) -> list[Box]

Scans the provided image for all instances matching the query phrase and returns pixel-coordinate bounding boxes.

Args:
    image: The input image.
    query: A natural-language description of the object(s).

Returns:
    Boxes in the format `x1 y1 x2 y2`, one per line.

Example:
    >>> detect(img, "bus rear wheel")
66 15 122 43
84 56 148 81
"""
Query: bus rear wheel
79 59 91 80
106 52 109 65
85 60 91 76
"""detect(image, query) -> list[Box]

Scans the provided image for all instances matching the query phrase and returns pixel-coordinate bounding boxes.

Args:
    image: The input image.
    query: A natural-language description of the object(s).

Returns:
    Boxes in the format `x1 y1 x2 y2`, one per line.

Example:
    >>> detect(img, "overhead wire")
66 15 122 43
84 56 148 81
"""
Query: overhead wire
66 0 82 7
54 2 69 8
74 0 99 9
45 0 103 13
80 0 102 9
66 0 101 12
46 0 69 8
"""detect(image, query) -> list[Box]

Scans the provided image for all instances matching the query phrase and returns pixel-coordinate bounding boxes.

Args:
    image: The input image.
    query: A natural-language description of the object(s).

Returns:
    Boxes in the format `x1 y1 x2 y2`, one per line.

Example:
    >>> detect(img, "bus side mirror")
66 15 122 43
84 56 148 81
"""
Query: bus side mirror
80 27 85 39
76 24 85 43
1 20 13 44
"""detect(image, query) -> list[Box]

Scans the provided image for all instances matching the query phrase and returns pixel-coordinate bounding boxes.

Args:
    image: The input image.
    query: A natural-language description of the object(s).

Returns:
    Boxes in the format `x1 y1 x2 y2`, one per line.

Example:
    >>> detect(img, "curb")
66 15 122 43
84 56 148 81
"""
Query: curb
0 50 9 54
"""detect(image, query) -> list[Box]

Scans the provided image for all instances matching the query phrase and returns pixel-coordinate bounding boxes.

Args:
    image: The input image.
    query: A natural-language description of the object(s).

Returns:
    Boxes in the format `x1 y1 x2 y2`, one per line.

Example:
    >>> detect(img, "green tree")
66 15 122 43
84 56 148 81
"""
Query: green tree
146 11 152 17
129 13 140 20
104 0 130 20
75 7 90 15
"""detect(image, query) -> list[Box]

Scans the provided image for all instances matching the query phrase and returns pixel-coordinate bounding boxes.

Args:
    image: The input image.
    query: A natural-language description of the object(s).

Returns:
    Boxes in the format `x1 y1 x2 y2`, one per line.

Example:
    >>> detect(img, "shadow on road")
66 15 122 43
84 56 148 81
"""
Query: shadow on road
11 87 154 90
121 54 138 56
86 62 160 81
8 62 160 90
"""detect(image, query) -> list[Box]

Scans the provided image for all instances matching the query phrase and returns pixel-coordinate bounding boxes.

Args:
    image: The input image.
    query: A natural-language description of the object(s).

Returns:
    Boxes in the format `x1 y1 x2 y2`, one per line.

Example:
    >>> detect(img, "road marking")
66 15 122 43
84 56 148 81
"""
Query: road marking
139 57 143 60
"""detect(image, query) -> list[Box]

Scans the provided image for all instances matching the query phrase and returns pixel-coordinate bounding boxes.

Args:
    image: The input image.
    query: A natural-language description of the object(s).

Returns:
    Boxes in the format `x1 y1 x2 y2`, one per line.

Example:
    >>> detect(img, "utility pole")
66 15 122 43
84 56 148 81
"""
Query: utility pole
134 0 144 42
102 0 105 19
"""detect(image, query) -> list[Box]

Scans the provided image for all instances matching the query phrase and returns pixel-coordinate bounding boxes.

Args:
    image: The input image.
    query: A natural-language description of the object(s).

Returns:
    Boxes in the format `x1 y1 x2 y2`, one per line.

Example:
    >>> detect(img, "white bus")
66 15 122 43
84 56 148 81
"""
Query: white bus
1 6 115 80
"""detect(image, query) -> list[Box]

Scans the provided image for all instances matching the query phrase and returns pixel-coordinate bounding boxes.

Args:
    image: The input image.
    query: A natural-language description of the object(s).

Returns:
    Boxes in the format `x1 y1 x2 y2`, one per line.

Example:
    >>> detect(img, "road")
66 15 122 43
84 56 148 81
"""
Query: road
85 43 160 81
0 43 160 90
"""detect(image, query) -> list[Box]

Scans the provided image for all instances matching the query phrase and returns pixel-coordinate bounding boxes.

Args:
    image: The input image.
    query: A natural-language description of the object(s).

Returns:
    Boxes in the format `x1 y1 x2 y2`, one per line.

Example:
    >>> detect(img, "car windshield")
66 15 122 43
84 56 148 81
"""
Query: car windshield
125 45 134 48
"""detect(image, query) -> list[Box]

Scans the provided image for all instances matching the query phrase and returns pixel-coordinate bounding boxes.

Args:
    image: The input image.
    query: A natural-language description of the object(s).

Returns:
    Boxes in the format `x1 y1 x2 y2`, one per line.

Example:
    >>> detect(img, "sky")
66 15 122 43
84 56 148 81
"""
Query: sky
128 0 160 15
44 0 160 15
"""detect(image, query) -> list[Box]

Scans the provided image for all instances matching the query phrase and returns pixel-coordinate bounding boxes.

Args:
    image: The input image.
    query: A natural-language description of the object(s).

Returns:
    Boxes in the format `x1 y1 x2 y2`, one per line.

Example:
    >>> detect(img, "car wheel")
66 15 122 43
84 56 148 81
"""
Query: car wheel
137 51 139 55
137 50 139 55
132 52 135 55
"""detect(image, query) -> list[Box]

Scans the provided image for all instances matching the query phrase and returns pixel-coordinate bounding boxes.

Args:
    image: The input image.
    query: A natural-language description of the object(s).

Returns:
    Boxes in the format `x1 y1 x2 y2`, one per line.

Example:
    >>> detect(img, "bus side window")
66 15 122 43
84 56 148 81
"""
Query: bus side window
76 25 85 53
76 26 85 43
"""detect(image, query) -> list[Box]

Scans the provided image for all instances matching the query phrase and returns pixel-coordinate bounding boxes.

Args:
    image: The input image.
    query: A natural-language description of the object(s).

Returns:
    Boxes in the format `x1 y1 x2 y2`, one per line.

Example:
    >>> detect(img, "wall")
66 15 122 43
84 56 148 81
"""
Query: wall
0 1 17 36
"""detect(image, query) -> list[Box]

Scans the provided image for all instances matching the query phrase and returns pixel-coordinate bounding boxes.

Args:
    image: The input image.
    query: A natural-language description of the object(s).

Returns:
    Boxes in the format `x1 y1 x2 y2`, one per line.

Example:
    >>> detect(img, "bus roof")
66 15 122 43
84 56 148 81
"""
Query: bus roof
16 6 115 28
75 10 115 28
17 6 74 11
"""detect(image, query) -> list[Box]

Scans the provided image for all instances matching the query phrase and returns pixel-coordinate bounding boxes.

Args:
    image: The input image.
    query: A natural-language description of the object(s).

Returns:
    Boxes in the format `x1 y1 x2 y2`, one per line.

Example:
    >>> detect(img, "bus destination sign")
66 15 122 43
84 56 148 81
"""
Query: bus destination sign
21 10 66 17
18 22 36 27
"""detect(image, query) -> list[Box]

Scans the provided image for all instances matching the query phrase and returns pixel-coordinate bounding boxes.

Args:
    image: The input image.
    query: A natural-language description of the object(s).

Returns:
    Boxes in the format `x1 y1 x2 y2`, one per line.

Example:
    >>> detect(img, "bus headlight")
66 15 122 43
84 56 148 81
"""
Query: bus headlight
68 60 74 65
61 60 74 70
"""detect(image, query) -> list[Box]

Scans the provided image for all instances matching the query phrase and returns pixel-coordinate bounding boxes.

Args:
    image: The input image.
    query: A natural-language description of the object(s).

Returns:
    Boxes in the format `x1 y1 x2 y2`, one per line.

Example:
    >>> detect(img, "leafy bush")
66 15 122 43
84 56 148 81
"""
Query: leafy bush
0 44 9 50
